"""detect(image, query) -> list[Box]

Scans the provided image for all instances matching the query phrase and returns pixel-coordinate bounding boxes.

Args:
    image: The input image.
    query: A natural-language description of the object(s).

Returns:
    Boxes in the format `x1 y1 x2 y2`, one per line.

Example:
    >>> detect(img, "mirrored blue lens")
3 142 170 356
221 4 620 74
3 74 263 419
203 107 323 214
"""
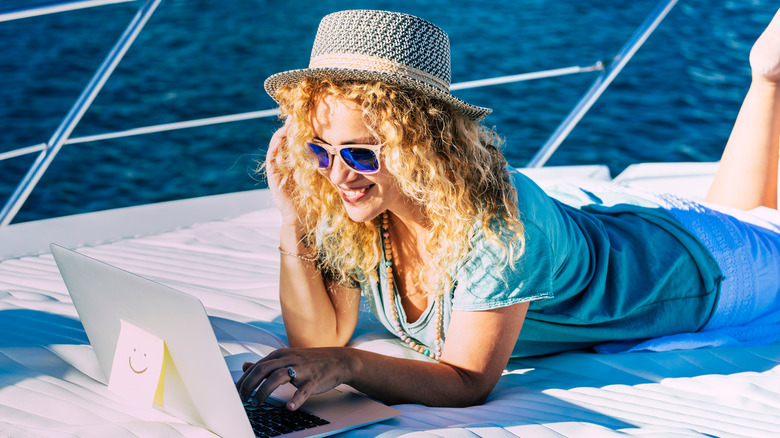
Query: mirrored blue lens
307 142 330 168
341 148 379 173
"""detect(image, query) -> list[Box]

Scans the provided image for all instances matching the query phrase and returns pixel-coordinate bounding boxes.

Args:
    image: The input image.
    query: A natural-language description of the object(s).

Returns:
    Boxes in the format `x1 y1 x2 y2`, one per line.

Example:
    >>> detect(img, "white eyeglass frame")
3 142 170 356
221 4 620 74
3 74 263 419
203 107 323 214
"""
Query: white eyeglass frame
306 141 383 174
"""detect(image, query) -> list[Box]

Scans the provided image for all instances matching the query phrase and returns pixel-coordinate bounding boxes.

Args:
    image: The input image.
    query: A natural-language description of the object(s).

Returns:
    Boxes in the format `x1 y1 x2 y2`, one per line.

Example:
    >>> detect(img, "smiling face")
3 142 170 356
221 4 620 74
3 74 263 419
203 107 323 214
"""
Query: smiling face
128 347 149 374
309 95 415 224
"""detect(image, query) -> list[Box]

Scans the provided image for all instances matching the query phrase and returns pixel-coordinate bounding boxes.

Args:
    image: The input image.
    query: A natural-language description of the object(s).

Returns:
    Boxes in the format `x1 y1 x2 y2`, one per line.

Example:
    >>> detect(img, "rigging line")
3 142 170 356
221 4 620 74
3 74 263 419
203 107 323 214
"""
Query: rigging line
67 109 282 144
0 144 47 162
0 0 135 23
0 0 161 227
0 64 603 161
526 0 678 168
450 62 604 91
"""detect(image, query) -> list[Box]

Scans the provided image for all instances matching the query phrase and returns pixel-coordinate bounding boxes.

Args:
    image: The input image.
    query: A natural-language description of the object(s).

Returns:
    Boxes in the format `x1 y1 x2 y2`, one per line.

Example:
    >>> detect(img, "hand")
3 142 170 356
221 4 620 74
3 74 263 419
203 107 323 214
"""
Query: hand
265 118 303 226
235 347 351 411
750 9 780 84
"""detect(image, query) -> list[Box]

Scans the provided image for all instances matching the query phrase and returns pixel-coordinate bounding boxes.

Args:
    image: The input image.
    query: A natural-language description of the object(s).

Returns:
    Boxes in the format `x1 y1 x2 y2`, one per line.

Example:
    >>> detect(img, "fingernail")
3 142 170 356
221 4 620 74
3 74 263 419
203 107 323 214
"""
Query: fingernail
287 402 296 410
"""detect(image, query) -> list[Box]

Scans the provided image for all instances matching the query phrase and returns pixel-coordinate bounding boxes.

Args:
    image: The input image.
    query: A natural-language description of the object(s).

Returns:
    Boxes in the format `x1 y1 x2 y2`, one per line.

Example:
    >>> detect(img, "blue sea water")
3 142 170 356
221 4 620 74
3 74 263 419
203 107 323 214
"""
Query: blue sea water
0 0 777 223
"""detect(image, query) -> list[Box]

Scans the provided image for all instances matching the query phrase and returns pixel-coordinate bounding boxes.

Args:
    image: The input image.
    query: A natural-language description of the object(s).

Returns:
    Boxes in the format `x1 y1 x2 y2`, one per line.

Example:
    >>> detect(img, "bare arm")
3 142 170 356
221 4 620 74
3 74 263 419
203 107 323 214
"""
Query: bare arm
267 121 361 347
237 301 529 409
278 223 361 347
706 9 780 210
349 302 530 406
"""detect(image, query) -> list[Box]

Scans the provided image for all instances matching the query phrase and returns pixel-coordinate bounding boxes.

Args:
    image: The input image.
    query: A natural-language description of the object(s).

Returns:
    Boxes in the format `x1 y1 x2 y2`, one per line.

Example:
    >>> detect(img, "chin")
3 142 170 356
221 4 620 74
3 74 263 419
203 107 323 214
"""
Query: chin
343 204 382 223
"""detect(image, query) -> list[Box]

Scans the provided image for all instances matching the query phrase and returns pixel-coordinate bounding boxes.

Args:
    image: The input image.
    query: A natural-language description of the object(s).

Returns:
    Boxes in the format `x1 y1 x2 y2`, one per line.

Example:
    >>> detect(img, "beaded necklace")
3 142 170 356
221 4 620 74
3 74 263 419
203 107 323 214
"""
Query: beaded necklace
380 211 443 360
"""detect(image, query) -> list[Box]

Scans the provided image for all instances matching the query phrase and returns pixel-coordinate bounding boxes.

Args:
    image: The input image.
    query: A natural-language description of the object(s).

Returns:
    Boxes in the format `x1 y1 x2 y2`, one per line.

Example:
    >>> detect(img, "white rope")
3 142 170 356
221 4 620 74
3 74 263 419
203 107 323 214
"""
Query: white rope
0 0 134 23
450 64 603 90
0 65 602 161
67 108 282 144
0 144 47 161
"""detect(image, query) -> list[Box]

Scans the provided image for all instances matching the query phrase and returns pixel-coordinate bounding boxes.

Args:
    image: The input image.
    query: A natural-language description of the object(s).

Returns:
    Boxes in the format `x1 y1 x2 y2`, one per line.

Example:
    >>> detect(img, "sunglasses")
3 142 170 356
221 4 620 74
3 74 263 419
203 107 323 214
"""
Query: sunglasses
306 141 382 174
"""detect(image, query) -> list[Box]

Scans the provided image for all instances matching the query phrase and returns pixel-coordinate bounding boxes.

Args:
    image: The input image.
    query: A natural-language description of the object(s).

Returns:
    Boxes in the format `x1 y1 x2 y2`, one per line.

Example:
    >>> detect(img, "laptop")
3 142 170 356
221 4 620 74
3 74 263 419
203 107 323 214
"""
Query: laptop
50 244 401 438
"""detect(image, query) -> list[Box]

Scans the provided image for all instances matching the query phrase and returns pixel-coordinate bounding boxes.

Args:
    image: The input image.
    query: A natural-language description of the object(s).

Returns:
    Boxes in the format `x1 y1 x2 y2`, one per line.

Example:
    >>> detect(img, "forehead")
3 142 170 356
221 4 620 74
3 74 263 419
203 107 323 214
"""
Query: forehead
309 95 374 141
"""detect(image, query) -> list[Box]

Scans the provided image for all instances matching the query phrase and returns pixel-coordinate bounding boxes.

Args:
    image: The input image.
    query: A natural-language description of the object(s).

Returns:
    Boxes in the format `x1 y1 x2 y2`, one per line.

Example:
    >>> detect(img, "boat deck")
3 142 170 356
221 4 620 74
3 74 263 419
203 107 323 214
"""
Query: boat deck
3 164 780 437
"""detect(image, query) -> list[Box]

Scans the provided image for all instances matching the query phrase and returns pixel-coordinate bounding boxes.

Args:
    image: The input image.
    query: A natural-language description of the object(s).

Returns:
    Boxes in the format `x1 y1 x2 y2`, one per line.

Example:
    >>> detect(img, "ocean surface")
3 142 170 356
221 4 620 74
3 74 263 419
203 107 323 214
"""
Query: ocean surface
0 0 777 223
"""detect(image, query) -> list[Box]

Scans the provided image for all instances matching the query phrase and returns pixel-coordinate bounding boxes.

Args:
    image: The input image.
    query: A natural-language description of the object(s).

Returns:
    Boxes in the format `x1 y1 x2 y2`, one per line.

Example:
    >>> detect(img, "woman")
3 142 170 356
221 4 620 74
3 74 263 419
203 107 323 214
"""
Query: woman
237 9 780 409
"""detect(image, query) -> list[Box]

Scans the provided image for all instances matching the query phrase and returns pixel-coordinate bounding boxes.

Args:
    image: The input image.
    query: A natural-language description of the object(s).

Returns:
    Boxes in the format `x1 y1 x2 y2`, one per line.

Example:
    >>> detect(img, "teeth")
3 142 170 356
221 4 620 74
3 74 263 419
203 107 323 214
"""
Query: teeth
342 187 368 197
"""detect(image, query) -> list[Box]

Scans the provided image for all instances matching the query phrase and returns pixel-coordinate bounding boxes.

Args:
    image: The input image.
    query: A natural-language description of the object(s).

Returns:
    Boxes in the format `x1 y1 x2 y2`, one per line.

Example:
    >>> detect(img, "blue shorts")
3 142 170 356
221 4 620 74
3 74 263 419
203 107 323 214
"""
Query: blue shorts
656 194 780 330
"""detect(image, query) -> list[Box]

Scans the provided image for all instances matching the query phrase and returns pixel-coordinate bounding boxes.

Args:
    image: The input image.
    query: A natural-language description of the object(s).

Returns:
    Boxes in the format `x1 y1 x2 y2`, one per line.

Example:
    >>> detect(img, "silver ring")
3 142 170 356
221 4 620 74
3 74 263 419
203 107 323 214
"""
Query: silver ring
287 366 296 383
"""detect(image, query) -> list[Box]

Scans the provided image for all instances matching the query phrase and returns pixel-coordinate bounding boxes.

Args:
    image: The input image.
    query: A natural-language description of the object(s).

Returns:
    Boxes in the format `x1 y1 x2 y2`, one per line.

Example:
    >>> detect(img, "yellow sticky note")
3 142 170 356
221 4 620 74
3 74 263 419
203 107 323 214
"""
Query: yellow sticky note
108 320 165 407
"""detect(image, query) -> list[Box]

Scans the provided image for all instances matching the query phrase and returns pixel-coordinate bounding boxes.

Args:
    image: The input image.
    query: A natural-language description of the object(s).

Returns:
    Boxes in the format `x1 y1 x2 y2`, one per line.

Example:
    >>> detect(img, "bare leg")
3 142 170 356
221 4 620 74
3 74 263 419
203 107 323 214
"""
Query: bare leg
706 82 780 210
706 10 780 211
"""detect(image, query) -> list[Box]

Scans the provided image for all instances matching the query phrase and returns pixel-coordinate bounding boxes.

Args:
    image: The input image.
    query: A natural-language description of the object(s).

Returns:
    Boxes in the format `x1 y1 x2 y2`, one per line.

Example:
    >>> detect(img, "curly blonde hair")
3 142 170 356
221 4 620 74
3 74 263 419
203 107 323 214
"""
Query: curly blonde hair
267 77 524 295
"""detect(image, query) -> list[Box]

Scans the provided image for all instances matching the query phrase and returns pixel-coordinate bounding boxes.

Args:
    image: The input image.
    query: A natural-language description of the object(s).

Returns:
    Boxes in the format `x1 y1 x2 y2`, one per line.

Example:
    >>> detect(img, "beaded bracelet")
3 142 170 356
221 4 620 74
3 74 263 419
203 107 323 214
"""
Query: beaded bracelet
278 247 318 263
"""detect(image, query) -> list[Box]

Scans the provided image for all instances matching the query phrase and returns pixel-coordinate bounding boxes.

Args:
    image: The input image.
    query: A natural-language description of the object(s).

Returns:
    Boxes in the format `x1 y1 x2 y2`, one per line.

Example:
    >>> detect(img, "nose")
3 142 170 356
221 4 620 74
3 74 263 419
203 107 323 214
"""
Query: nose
326 153 357 185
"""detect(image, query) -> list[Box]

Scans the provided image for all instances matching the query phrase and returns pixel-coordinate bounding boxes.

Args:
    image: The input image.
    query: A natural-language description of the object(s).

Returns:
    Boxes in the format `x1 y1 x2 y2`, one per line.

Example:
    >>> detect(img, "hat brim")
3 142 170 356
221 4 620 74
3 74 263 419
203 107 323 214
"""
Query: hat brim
264 67 492 122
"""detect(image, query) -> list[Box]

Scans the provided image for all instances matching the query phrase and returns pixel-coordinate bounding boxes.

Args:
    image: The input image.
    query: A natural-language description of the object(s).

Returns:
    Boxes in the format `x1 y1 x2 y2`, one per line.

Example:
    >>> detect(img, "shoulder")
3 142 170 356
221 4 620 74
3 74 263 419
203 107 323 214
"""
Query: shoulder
506 168 570 228
451 215 553 311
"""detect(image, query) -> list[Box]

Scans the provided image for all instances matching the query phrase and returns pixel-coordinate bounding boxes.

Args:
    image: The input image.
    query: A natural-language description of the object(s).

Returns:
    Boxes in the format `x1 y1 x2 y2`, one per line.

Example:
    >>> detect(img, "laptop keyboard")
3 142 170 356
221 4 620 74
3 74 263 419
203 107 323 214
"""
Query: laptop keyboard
244 399 330 437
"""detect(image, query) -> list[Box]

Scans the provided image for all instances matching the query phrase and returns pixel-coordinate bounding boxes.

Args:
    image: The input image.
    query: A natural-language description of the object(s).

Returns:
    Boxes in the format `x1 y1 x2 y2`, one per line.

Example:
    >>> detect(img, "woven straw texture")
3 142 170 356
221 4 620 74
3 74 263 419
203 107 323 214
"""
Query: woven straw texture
265 10 492 121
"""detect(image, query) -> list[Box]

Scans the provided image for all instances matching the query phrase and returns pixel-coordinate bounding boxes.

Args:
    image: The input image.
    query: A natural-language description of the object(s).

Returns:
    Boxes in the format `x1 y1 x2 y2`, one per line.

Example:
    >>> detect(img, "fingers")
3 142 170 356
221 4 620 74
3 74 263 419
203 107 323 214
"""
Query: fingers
236 349 300 402
254 366 295 405
237 363 276 402
236 362 313 411
287 385 314 411
235 363 255 400
263 117 304 224
264 117 291 180
267 116 292 158
268 126 287 154
235 348 346 411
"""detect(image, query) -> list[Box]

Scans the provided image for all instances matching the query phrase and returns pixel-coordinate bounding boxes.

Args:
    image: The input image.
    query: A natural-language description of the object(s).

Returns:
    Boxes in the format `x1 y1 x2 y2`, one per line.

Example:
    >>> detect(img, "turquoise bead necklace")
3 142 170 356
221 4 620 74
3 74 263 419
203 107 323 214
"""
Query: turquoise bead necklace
381 211 443 360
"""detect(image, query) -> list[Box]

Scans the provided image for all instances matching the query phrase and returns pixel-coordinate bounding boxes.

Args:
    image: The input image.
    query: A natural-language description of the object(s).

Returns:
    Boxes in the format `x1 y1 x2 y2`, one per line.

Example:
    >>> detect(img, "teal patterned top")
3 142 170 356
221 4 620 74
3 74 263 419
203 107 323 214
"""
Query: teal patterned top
359 169 722 357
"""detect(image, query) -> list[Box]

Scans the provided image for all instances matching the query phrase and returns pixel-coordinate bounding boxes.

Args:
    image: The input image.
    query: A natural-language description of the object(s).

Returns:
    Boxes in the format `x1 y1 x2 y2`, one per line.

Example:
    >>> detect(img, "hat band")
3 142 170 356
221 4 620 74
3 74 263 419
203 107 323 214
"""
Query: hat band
309 53 450 92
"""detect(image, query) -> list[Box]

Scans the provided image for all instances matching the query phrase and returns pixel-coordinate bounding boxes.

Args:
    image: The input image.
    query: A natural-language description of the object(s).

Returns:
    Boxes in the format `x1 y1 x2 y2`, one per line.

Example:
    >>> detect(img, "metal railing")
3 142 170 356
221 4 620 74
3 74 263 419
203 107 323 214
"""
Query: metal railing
1 0 161 226
0 0 677 226
0 0 135 23
526 0 678 167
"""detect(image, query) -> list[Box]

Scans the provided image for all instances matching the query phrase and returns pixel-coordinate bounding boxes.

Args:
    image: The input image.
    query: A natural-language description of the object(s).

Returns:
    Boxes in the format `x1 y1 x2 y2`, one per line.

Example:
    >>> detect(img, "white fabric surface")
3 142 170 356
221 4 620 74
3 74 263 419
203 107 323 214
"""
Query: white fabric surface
1 207 780 437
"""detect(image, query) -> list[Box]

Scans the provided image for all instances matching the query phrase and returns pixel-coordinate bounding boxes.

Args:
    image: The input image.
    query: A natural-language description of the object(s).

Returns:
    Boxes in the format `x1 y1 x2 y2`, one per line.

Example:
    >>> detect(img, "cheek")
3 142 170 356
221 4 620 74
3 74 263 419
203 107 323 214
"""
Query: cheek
376 176 403 199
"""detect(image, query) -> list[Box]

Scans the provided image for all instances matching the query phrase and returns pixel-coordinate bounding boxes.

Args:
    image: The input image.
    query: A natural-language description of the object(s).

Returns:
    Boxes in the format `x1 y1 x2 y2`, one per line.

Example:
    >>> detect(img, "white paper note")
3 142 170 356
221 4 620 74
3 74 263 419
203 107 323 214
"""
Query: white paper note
108 320 165 406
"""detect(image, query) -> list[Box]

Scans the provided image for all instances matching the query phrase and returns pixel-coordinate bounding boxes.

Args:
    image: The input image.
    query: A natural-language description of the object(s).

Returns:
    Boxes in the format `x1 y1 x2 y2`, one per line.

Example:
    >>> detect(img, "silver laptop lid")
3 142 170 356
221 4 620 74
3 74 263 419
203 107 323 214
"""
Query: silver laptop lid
51 244 254 438
51 244 401 438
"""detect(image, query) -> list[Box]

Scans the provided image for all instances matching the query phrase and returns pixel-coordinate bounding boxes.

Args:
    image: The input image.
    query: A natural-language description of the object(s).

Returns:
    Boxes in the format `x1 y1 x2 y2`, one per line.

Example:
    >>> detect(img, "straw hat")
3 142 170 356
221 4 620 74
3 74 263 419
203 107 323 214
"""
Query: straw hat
264 10 492 121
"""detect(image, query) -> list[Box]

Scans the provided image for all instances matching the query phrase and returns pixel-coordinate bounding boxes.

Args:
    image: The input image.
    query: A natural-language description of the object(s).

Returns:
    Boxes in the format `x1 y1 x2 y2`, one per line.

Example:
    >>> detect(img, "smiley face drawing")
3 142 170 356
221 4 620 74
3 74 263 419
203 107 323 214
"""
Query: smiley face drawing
109 321 165 405
128 347 150 374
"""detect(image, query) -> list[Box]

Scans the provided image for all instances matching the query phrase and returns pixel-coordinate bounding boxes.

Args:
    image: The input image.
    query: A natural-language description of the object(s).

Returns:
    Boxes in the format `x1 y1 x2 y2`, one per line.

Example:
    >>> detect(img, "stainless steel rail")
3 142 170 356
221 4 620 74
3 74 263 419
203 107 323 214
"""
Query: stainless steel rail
450 63 604 91
0 0 135 23
0 62 606 163
526 0 678 167
0 0 160 226
0 0 676 225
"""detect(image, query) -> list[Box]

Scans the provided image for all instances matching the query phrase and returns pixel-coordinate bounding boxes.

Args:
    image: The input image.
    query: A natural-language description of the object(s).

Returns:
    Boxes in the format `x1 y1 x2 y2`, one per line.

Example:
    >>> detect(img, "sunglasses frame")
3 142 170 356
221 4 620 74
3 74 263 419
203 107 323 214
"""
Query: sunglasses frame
306 141 383 174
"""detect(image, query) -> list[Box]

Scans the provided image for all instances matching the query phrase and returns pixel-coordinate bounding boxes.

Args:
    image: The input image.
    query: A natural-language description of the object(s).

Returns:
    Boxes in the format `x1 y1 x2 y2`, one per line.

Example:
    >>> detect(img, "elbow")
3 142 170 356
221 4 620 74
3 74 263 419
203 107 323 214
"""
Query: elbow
451 386 493 408
470 386 494 406
439 394 489 408
428 367 497 408
429 387 492 408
